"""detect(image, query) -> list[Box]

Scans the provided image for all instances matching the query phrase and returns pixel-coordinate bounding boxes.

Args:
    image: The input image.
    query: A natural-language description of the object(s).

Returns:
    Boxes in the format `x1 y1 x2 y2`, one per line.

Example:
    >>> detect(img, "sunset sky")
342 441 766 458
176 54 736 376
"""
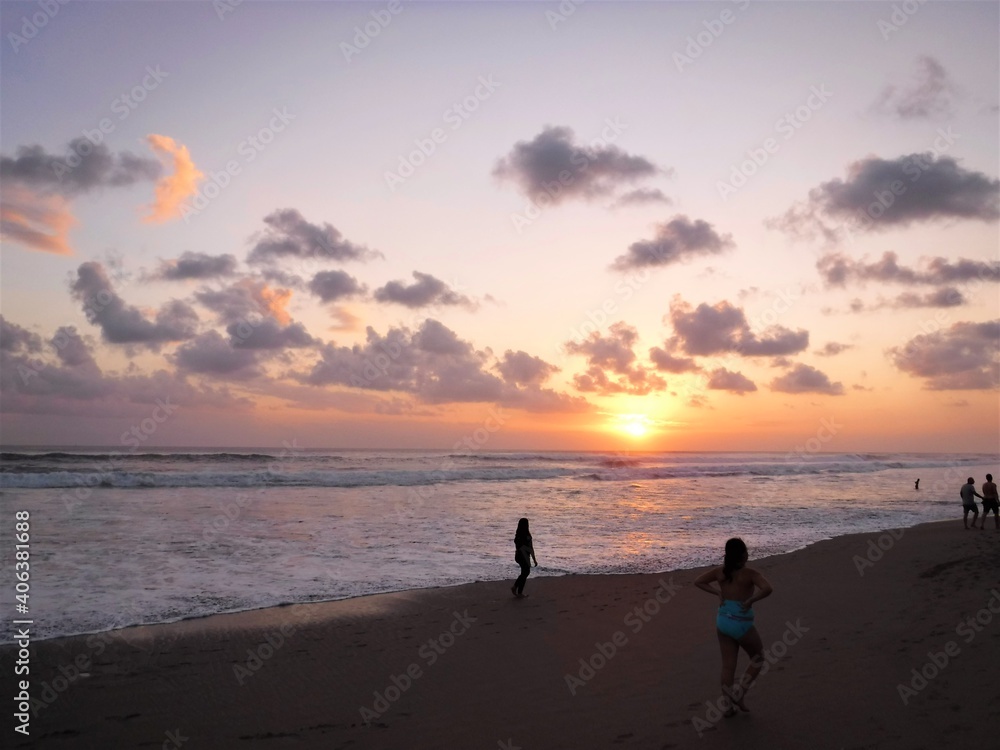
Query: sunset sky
1 0 998 452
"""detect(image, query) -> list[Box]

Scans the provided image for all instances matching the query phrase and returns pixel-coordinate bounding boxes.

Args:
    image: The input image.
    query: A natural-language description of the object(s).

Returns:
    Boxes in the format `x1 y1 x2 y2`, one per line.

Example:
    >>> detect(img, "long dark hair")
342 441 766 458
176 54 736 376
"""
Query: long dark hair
515 517 531 544
723 537 748 582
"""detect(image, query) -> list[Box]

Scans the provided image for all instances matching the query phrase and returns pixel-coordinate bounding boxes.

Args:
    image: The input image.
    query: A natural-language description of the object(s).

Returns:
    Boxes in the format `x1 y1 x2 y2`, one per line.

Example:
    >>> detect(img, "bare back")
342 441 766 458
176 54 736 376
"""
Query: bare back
716 565 759 601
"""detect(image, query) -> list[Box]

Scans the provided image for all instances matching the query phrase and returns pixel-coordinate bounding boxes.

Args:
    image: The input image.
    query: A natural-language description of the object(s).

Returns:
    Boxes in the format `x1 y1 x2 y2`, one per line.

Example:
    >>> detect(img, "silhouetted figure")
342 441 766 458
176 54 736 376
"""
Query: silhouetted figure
980 473 999 530
510 517 538 598
915 478 920 490
694 538 773 716
960 477 984 529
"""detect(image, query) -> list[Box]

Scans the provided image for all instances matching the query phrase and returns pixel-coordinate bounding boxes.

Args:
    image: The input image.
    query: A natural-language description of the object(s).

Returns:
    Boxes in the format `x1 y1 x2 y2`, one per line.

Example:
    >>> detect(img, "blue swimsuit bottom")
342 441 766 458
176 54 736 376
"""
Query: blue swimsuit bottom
717 600 755 640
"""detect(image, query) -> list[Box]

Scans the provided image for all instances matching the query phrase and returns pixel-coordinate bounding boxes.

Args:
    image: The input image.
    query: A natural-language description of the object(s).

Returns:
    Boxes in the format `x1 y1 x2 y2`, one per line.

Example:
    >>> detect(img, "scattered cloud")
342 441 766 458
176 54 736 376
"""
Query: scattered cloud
144 134 203 223
0 316 43 353
373 271 476 309
0 184 76 254
71 261 198 349
872 56 958 120
649 346 700 373
666 298 809 357
769 363 844 395
815 342 854 357
706 367 757 394
247 209 382 264
612 187 672 207
309 270 366 302
493 125 665 204
817 251 1000 287
172 330 263 380
146 252 239 281
0 139 161 195
564 322 667 395
610 216 734 271
889 319 999 390
771 154 1000 241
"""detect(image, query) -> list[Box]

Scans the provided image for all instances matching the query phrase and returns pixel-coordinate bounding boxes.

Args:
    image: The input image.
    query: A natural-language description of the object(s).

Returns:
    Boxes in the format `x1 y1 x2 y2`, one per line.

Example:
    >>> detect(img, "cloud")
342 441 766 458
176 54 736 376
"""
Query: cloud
146 252 239 281
0 184 76 254
493 125 665 204
872 56 958 120
228 319 317 350
564 322 667 395
648 346 699 373
71 262 198 349
309 270 366 302
667 298 809 357
769 364 844 395
612 188 672 207
144 135 203 223
247 209 381 264
0 139 161 195
817 251 1000 288
497 350 559 386
771 154 999 240
0 316 43 353
373 271 475 309
298 319 584 412
611 216 734 271
889 320 999 390
172 331 263 380
706 367 757 394
194 279 292 325
815 342 854 357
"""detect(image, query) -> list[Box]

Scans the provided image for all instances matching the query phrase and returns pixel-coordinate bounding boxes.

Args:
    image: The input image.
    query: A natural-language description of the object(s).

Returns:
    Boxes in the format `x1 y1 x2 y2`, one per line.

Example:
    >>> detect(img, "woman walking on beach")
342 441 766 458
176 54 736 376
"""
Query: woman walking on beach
694 538 773 714
511 517 537 598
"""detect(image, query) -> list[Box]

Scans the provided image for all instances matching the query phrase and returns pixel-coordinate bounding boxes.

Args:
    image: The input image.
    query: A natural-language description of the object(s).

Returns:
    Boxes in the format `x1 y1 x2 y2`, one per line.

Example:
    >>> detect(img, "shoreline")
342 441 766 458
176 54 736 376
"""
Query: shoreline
7 519 1000 748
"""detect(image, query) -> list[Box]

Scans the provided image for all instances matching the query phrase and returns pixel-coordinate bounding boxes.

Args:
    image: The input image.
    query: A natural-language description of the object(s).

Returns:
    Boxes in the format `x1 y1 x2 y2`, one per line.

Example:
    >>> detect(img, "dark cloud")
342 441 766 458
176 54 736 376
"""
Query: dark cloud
649 346 700 374
147 252 238 281
612 188 672 207
298 319 584 412
815 342 854 357
889 320 999 390
564 323 666 395
309 270 366 302
493 125 665 204
71 262 198 348
0 139 162 195
611 216 734 271
817 251 1000 288
247 209 382 264
227 319 317 350
193 279 290 325
497 350 559 386
769 364 844 395
771 154 999 240
173 331 262 380
373 271 475 309
667 298 809 357
706 368 757 394
0 316 43 353
51 327 97 368
872 56 957 120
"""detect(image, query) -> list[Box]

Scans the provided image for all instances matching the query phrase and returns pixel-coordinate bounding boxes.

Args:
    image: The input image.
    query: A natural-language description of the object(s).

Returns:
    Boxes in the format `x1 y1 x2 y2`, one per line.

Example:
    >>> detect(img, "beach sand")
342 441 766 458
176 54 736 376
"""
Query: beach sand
7 521 999 749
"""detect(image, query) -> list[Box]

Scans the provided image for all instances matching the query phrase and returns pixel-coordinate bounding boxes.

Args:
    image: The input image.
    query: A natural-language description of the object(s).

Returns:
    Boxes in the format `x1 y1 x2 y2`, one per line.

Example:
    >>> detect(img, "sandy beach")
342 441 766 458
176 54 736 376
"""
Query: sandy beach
6 520 999 749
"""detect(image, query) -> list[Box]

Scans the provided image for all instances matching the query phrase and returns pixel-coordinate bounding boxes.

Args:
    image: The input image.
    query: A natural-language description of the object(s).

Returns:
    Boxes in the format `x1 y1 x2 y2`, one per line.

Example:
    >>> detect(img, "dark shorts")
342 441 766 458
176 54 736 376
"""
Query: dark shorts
963 503 979 512
983 499 1000 514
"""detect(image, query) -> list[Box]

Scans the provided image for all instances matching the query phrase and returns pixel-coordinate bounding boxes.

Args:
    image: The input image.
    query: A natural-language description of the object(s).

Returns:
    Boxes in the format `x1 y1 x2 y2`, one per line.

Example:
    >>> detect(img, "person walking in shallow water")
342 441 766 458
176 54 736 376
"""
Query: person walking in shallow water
960 477 984 529
694 538 773 715
511 517 537 598
980 474 999 530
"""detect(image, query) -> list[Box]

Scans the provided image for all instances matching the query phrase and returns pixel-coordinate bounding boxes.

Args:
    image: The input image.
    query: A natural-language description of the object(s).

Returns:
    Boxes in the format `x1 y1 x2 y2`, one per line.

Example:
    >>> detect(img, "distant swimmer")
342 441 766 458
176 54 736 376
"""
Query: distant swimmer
694 538 773 716
915 479 920 490
960 477 984 529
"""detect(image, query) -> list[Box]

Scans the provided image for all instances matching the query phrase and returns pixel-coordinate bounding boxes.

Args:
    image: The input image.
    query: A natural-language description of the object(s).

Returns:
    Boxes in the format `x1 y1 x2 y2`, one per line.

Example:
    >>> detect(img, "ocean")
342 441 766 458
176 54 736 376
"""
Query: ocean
1 448 996 643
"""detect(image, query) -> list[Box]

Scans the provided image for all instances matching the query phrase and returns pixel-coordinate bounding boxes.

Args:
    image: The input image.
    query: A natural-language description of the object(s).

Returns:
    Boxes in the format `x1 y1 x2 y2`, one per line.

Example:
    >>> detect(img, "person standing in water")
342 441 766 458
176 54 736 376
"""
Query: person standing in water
915 479 920 490
694 538 773 715
511 517 538 598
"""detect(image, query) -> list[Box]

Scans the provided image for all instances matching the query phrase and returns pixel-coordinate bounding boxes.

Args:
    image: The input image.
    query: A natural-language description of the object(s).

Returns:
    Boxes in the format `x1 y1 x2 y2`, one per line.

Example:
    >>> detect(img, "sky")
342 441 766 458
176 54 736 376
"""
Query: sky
0 0 998 452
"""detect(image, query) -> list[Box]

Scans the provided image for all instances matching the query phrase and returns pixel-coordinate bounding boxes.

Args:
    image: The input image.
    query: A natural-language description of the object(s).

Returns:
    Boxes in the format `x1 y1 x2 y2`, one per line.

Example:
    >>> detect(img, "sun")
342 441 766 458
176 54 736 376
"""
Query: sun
615 413 652 439
624 421 648 438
